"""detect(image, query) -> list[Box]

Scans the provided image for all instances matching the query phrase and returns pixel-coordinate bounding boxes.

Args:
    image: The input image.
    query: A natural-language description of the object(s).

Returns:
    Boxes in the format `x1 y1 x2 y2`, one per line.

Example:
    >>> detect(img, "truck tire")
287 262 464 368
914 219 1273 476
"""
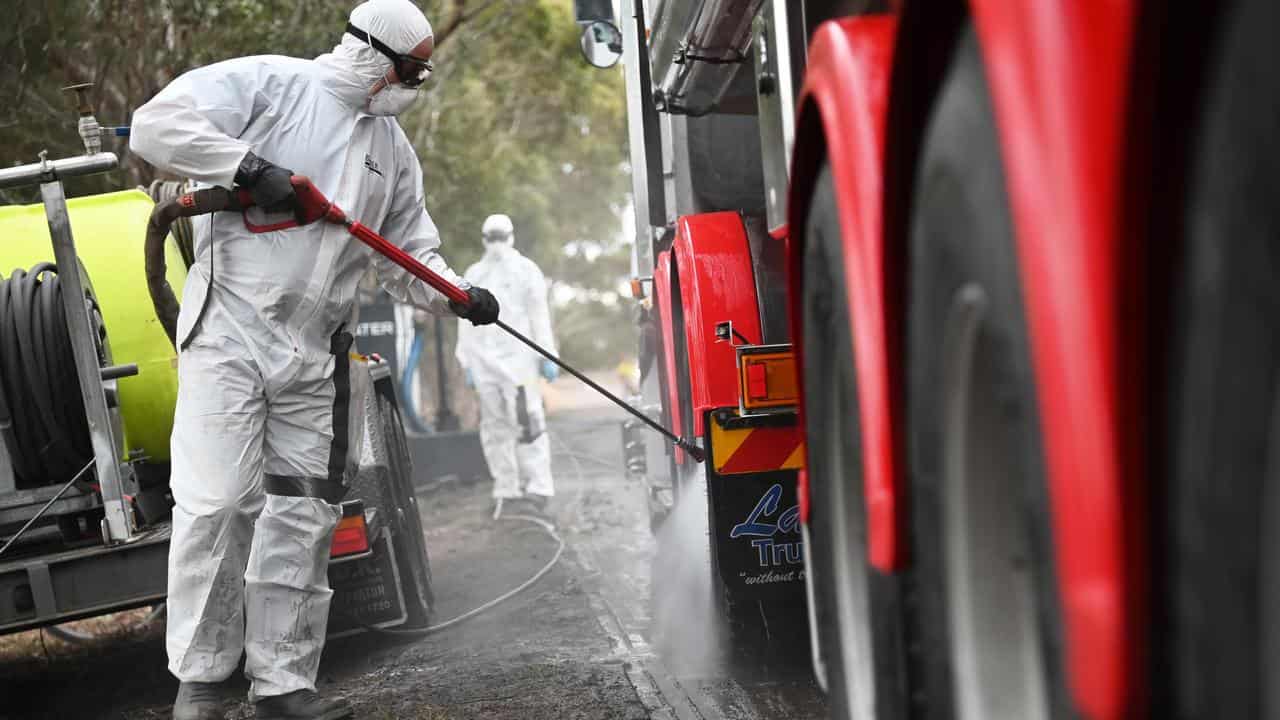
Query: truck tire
905 25 1072 719
1156 0 1280 715
801 162 908 719
667 268 698 499
349 383 435 628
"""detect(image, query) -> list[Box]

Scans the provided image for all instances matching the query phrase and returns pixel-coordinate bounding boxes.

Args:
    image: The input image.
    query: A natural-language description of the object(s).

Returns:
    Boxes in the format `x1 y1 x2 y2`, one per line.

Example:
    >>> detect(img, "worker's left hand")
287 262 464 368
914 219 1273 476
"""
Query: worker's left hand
540 359 559 382
451 286 499 325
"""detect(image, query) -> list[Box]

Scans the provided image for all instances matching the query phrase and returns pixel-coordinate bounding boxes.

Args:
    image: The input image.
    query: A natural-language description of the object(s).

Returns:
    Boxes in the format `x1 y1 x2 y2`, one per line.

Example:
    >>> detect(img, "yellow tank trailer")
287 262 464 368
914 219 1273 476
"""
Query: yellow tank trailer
0 190 187 462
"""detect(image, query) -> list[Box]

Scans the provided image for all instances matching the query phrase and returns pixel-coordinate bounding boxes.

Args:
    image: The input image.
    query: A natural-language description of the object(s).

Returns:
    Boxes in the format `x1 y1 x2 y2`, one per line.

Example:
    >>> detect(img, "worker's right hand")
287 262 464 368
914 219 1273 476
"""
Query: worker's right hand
451 286 500 326
464 369 475 389
234 151 299 214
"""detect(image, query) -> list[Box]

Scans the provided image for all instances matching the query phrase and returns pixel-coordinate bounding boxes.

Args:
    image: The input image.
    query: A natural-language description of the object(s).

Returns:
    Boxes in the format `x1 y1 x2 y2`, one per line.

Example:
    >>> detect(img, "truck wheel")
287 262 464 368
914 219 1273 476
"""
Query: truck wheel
1156 0 1280 715
802 163 908 719
906 26 1072 719
667 269 699 497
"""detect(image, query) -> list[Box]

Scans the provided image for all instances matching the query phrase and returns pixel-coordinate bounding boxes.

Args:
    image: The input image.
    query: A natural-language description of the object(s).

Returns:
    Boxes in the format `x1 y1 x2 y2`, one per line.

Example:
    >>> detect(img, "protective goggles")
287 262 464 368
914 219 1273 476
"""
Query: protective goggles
483 232 513 243
346 23 433 87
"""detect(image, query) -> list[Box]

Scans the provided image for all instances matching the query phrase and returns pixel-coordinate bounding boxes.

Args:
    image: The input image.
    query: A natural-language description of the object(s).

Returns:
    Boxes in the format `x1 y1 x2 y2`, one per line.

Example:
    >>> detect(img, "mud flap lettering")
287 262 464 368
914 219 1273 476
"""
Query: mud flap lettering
709 467 806 599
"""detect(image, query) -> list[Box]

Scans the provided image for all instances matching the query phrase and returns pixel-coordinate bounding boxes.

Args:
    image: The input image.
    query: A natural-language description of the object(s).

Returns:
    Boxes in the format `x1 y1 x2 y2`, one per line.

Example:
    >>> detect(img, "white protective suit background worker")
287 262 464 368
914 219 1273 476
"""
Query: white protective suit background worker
129 2 498 718
455 215 558 515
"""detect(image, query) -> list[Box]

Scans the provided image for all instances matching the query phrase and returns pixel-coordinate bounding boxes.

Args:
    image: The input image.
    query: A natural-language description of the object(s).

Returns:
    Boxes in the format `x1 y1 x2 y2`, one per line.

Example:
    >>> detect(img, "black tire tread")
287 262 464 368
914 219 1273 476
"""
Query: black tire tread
906 24 1071 719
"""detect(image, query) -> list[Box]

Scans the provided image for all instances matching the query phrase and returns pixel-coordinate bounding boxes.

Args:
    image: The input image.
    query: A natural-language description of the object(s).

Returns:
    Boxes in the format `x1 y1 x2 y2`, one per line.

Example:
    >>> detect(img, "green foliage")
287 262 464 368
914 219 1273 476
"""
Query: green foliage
0 0 634 369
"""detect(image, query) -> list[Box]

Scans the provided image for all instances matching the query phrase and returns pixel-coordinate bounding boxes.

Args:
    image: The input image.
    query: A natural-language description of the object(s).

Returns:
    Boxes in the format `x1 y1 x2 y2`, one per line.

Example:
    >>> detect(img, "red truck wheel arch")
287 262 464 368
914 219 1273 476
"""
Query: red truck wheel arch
789 5 1145 719
654 213 765 464
787 16 901 573
654 249 684 464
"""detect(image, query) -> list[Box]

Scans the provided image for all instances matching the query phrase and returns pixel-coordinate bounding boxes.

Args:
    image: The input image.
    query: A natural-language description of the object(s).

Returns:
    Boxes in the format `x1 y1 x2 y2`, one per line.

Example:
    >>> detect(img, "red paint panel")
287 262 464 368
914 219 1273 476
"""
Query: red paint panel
720 426 804 475
654 250 685 465
789 17 901 571
969 3 1141 718
670 212 764 436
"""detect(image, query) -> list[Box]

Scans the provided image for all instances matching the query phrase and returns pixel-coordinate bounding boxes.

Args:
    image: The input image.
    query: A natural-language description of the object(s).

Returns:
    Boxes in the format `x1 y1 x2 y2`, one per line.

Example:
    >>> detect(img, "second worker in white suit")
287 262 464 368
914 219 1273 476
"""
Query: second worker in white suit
456 214 559 516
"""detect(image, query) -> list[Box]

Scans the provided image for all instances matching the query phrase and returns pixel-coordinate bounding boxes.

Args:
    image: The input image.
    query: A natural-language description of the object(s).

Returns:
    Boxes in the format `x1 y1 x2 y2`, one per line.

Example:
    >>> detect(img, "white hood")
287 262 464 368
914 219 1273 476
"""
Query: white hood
315 0 433 107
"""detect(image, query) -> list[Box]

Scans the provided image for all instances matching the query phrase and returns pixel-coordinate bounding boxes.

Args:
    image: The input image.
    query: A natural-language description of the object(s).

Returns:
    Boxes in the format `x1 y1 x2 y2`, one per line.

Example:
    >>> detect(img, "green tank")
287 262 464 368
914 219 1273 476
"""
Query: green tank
0 189 187 462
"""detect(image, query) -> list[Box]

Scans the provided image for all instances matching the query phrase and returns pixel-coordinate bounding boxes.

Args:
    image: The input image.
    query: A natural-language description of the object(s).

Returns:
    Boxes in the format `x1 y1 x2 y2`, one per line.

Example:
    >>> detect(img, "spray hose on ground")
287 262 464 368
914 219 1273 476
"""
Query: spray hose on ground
338 513 564 637
336 431 589 638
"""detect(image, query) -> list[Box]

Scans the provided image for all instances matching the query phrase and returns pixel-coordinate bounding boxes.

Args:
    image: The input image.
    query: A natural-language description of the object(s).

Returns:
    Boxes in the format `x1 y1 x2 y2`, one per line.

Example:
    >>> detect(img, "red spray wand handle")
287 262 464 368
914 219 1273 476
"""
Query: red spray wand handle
235 176 472 306
346 220 472 306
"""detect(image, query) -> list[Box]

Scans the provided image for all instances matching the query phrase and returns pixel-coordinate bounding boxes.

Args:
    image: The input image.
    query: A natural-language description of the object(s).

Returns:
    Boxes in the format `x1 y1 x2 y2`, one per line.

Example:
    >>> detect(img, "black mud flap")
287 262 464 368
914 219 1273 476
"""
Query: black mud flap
327 527 408 638
704 413 810 657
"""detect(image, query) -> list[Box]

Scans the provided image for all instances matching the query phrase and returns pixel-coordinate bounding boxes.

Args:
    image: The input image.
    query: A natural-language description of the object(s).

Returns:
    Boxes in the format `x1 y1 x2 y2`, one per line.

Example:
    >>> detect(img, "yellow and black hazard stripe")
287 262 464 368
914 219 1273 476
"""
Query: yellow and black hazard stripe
708 409 805 476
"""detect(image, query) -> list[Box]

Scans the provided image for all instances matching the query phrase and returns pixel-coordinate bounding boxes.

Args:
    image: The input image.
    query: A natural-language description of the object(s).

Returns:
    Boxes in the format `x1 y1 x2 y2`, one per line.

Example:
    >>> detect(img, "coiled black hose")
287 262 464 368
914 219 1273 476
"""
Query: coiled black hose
0 264 93 489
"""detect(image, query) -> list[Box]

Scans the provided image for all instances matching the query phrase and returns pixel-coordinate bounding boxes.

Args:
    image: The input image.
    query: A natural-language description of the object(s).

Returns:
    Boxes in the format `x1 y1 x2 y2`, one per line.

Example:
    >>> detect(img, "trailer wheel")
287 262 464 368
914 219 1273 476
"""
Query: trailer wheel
801 162 908 719
379 388 435 623
905 25 1072 720
348 384 435 628
1156 0 1280 715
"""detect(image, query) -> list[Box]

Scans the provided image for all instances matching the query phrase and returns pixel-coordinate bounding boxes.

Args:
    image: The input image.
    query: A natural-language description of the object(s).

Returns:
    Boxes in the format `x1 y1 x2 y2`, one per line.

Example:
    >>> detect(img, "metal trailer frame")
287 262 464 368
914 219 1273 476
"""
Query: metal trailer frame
0 150 168 635
0 152 137 545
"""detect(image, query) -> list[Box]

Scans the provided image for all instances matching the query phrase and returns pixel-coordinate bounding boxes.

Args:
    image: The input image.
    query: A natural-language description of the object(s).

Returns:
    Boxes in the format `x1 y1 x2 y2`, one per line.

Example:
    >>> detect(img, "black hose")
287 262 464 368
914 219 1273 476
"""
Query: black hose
146 180 196 268
0 264 94 489
144 186 240 347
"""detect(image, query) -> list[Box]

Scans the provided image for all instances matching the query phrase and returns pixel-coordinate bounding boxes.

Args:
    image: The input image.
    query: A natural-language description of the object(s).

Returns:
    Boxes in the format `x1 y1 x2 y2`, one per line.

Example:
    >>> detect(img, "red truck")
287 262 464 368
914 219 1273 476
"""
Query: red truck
580 0 1280 718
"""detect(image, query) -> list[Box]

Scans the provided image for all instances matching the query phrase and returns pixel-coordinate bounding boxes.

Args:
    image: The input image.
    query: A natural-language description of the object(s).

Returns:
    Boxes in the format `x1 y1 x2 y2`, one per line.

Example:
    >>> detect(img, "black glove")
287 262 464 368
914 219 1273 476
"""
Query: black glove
451 286 500 325
234 151 298 214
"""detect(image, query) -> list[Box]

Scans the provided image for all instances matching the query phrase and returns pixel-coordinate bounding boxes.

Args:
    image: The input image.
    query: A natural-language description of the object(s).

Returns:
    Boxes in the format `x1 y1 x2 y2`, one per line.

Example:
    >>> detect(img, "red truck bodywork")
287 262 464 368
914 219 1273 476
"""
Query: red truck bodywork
657 213 768 467
786 4 1146 718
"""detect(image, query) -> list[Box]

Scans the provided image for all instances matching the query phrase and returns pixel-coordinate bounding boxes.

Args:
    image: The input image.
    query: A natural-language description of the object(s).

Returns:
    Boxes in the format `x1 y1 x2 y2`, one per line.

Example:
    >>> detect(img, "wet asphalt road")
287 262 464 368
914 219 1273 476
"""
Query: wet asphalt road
0 390 826 719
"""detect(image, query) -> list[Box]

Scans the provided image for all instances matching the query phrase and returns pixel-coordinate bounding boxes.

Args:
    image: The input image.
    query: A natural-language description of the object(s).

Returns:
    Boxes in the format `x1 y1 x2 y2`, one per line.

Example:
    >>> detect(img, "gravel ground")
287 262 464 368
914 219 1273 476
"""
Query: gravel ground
0 470 645 720
0 376 825 719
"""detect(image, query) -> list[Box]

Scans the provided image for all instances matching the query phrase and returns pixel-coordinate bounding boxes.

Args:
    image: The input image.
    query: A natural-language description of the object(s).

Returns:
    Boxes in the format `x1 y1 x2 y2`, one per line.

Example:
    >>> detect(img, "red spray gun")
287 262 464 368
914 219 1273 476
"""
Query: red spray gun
144 176 706 463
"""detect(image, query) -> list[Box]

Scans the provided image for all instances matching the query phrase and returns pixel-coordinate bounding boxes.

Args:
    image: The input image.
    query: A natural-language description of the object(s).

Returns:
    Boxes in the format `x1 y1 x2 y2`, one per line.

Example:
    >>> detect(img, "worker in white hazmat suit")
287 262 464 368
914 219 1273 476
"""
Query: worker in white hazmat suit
455 214 558 518
129 2 499 718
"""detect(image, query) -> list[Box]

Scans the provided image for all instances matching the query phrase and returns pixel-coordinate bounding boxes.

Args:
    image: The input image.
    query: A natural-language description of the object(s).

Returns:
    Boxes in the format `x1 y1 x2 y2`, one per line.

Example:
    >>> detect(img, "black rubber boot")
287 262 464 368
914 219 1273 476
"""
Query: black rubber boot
254 690 352 720
172 681 225 720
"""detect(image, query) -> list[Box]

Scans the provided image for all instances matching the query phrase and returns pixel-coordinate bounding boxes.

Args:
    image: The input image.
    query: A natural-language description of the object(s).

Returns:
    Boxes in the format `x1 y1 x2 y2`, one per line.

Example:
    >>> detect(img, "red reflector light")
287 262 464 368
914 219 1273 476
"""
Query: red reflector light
747 362 768 400
330 502 369 558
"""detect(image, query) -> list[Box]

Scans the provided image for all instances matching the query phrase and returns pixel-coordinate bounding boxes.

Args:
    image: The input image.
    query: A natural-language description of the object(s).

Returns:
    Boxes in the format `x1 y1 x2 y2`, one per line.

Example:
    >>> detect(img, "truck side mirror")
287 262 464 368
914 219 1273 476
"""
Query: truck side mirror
579 20 623 69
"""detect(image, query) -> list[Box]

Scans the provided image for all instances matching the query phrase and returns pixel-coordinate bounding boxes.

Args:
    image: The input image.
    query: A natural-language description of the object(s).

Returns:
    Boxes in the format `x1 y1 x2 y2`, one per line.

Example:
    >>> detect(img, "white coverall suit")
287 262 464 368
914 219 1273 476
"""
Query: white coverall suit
455 246 556 499
129 7 463 700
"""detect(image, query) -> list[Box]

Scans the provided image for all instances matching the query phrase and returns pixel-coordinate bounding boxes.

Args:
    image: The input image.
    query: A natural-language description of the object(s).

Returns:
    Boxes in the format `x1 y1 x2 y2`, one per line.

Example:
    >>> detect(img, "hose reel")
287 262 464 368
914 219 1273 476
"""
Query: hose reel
0 262 106 490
